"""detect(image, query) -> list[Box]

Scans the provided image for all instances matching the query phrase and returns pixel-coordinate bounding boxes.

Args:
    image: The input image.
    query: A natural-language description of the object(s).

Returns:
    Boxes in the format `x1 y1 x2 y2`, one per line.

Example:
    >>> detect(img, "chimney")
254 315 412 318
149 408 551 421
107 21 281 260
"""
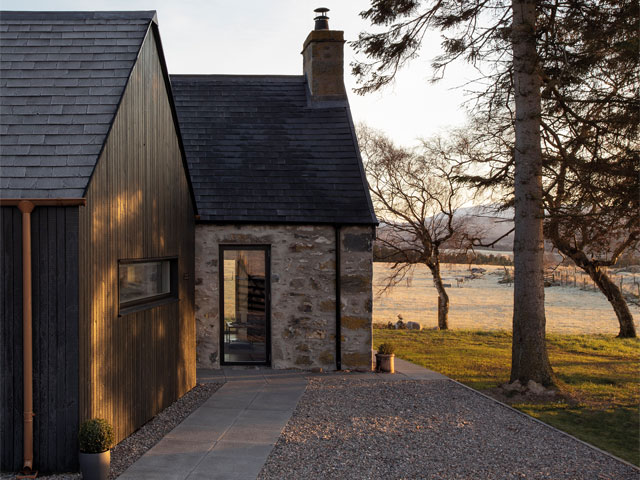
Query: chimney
302 8 347 102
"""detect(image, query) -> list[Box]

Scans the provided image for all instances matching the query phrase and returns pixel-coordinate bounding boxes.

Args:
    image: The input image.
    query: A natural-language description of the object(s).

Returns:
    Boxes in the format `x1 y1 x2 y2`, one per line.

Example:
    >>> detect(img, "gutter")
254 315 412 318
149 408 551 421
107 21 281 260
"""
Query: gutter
1 198 87 207
335 225 341 371
2 198 86 478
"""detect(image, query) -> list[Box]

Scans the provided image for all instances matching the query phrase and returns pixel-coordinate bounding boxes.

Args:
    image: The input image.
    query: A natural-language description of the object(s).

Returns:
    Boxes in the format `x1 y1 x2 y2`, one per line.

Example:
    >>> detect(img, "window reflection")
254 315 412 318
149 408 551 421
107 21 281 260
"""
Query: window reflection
119 260 172 307
222 248 268 364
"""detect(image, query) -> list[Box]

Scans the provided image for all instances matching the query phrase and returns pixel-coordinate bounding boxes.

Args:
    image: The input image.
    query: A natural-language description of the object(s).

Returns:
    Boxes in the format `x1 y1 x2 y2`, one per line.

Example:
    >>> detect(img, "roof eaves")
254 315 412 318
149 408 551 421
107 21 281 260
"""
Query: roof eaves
344 103 379 226
196 218 378 226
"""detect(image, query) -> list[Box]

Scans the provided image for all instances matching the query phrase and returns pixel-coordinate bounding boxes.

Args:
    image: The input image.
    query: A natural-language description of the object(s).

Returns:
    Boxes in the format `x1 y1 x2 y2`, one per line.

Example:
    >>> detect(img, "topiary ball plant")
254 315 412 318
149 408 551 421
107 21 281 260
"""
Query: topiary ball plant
79 418 114 454
377 342 396 355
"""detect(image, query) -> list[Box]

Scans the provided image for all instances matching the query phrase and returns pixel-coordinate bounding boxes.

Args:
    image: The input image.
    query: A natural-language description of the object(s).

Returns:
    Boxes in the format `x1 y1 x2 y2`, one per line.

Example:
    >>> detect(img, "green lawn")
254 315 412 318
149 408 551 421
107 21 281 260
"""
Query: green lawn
373 328 640 465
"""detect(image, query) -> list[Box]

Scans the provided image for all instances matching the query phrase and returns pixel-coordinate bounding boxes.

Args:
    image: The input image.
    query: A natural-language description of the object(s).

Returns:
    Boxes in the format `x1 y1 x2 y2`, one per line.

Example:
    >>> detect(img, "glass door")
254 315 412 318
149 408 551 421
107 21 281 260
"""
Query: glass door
220 246 270 365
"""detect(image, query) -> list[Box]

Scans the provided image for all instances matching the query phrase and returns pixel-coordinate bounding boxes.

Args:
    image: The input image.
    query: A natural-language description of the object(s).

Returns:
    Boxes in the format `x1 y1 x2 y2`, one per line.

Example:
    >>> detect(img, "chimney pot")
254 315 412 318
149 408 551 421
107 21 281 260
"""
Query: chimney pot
314 7 330 30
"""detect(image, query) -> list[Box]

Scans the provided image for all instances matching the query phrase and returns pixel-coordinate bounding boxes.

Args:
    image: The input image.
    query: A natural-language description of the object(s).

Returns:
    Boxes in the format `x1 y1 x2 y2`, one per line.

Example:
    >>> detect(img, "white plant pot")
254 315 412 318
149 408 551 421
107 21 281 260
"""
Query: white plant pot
79 450 110 480
376 353 395 373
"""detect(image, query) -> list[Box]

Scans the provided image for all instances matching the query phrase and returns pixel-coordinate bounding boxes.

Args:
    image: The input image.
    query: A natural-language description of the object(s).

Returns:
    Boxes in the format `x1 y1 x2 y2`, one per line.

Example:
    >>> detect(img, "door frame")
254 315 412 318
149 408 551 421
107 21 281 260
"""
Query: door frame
218 244 271 366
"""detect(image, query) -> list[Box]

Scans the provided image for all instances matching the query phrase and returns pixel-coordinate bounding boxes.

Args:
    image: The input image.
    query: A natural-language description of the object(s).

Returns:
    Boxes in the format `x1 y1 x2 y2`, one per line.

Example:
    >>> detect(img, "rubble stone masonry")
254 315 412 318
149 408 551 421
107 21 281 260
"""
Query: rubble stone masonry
195 224 374 370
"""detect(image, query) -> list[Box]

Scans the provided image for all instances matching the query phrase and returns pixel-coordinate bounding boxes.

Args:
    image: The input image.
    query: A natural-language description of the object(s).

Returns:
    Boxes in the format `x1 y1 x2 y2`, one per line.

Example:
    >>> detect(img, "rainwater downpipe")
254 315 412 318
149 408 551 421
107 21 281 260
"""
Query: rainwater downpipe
0 197 86 478
18 200 35 477
335 225 341 371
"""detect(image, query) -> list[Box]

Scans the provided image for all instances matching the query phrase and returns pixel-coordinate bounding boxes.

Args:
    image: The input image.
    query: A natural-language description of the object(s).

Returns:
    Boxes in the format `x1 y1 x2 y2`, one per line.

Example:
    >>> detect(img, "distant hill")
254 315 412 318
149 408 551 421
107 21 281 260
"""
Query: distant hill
375 205 639 266
376 205 515 253
451 205 514 252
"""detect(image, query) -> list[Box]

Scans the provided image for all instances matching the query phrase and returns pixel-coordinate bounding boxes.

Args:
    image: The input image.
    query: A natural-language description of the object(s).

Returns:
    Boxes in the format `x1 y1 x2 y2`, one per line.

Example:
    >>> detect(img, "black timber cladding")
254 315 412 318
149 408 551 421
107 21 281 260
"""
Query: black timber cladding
171 75 377 224
0 11 154 199
0 206 79 473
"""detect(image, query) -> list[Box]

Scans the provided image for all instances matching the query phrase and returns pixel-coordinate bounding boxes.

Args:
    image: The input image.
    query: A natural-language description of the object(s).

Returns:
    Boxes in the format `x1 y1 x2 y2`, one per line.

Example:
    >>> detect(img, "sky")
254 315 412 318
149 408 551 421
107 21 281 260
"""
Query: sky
0 0 477 146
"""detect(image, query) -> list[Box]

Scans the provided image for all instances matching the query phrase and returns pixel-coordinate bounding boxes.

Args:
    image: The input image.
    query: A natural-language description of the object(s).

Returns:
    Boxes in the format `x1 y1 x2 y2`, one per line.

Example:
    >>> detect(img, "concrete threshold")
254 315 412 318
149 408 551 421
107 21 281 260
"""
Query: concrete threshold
118 367 307 480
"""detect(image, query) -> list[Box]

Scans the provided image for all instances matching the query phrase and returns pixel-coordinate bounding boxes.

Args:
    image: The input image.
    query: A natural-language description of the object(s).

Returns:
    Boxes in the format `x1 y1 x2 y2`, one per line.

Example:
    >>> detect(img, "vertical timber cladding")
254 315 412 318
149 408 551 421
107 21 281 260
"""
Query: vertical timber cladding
78 29 196 444
0 206 79 473
195 224 373 371
0 207 23 472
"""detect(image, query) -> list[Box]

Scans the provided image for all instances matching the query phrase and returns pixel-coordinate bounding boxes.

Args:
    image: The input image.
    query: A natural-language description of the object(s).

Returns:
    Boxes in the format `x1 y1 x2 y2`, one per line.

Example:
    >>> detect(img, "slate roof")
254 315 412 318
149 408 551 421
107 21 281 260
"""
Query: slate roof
171 75 377 225
0 11 155 199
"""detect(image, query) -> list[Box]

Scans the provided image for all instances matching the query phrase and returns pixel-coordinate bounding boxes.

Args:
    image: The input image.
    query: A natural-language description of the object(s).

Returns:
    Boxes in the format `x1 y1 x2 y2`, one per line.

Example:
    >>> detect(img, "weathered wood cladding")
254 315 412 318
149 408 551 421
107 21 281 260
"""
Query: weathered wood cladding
0 207 23 472
1 206 79 473
78 30 196 443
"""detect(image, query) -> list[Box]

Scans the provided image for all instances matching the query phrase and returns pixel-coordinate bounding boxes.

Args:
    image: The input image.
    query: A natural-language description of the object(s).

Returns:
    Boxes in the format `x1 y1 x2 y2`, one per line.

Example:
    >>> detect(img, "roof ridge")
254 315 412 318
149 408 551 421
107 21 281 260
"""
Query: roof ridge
0 11 157 21
171 74 304 82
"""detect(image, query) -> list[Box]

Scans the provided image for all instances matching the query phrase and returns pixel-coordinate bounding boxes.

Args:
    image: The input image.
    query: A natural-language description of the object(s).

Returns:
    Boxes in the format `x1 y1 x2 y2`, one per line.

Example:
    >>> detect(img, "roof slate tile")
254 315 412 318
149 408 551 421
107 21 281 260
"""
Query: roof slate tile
171 75 376 225
0 10 154 198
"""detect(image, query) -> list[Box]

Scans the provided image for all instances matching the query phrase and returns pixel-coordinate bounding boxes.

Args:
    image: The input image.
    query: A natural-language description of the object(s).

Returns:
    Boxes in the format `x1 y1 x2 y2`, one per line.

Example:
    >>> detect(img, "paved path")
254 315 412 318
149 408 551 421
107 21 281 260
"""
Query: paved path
118 367 307 480
118 361 448 480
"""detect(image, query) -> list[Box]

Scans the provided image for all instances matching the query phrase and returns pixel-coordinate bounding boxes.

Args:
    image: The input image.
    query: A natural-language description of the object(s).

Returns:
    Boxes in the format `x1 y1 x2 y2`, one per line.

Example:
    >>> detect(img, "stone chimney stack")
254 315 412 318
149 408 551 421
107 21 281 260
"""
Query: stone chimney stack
302 8 347 102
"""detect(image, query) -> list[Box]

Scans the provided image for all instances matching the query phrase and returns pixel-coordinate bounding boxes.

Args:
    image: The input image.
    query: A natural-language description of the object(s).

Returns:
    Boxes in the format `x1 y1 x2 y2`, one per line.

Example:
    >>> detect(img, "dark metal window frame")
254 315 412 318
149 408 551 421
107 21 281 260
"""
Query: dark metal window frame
219 245 271 366
118 256 179 316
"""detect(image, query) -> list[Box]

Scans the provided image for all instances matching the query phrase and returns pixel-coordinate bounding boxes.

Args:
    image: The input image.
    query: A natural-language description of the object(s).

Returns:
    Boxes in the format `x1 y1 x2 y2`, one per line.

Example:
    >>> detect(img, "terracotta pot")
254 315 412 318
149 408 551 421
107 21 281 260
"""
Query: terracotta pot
79 450 110 480
375 353 395 373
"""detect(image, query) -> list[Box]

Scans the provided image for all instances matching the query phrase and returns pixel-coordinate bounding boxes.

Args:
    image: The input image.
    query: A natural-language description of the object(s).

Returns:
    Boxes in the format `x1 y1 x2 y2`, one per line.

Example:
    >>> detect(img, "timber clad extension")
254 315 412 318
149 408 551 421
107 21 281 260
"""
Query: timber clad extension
0 11 196 473
78 27 196 445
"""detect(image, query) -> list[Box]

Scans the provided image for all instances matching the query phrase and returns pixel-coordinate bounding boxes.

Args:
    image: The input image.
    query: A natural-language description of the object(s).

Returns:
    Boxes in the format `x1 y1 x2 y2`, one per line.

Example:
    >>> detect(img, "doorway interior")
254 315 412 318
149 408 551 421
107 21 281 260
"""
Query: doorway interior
219 245 271 365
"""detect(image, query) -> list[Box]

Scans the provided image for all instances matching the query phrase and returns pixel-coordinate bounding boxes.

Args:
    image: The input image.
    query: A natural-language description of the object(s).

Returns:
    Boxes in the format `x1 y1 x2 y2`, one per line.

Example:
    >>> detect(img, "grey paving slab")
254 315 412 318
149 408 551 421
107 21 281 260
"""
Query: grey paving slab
186 441 275 480
118 450 206 480
246 392 304 411
197 368 226 383
163 422 231 445
118 367 308 480
220 424 283 444
202 391 260 410
393 357 449 380
149 437 212 455
233 409 294 428
177 406 241 427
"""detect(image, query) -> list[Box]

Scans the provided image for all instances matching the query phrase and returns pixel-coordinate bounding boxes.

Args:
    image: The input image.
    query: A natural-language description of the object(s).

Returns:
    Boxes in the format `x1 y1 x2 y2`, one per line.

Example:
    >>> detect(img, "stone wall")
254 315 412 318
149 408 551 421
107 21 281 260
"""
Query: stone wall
195 224 374 370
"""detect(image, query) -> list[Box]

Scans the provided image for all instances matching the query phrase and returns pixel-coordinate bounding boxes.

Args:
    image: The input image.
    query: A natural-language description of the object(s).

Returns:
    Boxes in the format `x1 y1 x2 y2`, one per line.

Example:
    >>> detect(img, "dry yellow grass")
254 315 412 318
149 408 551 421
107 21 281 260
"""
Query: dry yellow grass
374 263 640 334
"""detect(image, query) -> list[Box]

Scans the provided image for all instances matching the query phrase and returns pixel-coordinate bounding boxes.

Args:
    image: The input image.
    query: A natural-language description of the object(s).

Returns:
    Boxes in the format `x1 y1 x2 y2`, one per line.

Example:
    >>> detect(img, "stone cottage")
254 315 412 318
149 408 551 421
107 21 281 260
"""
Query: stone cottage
171 10 377 371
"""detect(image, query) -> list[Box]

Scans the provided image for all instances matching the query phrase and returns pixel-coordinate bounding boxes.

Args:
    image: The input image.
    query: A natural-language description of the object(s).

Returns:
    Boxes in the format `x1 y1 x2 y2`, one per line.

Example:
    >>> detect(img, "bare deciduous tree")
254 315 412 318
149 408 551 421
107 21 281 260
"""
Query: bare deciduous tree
359 125 480 330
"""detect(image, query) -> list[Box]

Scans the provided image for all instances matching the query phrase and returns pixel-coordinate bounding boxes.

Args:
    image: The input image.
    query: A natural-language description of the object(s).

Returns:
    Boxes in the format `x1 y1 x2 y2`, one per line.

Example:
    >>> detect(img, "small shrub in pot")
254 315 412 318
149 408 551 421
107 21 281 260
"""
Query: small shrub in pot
377 342 395 355
376 342 396 373
79 418 114 480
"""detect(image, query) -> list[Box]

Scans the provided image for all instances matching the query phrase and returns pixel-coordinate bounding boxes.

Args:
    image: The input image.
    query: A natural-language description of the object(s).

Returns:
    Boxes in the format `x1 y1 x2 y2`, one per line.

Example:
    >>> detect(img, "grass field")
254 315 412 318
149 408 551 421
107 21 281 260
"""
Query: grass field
374 263 640 334
373 328 640 465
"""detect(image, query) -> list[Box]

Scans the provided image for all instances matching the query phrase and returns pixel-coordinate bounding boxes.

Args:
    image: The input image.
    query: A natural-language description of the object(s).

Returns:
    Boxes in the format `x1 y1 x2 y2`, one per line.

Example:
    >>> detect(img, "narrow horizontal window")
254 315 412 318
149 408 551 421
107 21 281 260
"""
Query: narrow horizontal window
118 258 177 313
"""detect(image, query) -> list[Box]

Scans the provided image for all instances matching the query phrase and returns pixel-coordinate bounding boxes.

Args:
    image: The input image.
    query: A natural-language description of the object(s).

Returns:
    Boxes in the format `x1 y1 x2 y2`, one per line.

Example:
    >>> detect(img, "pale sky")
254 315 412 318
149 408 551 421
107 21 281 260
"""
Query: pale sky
0 0 475 146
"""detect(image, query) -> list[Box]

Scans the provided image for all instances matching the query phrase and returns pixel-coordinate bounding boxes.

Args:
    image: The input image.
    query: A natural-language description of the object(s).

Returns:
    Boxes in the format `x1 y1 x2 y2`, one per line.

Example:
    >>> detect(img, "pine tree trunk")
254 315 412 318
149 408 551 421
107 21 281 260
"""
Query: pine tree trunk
510 0 554 385
428 261 449 330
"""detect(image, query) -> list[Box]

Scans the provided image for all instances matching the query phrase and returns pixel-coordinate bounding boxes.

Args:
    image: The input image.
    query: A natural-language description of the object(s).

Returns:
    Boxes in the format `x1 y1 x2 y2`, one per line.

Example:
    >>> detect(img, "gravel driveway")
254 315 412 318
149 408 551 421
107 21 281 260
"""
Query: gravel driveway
259 376 638 480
